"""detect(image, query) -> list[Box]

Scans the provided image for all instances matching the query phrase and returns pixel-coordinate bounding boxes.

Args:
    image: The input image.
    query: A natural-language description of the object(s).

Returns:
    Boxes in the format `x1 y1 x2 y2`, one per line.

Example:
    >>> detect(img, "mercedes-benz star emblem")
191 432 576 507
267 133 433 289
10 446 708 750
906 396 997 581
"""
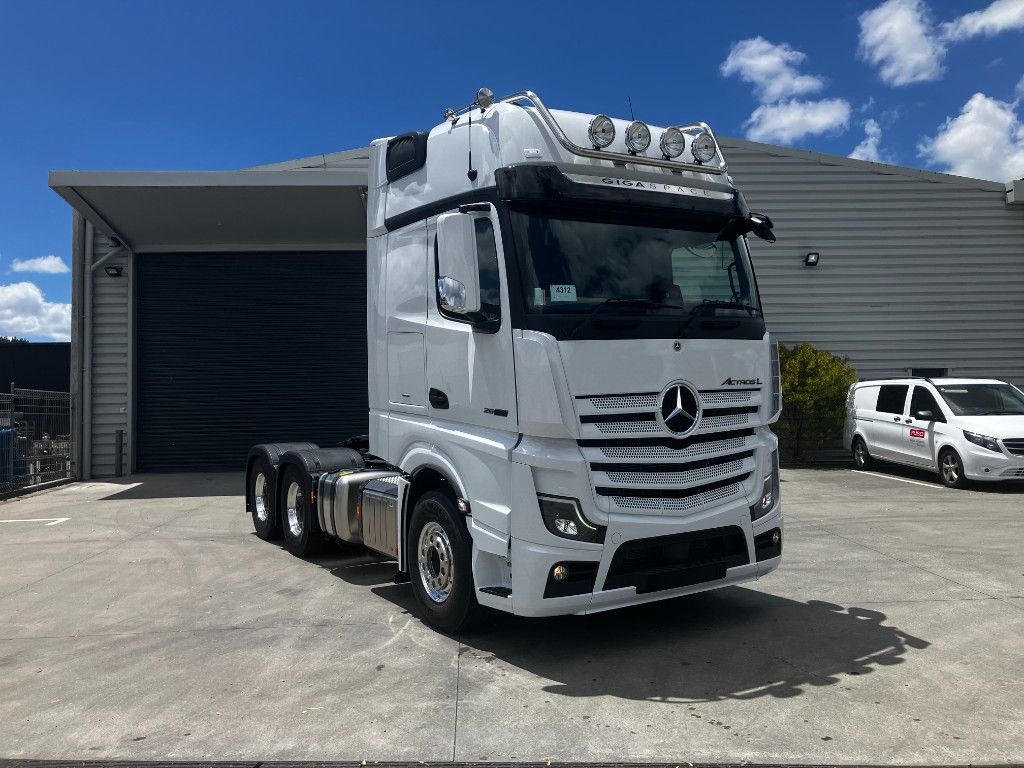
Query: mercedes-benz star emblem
658 383 700 435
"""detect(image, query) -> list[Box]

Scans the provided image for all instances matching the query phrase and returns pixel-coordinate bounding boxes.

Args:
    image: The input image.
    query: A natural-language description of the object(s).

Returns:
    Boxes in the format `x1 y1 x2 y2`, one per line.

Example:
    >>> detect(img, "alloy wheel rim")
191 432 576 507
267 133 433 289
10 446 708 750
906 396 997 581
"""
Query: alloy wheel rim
254 473 269 522
286 481 304 538
417 521 454 604
855 444 865 466
942 455 959 484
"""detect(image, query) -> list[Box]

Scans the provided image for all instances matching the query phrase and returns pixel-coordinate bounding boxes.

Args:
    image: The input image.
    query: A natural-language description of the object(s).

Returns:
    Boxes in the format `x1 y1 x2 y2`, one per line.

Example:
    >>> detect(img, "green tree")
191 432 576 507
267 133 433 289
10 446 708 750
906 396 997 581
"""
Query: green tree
775 342 858 462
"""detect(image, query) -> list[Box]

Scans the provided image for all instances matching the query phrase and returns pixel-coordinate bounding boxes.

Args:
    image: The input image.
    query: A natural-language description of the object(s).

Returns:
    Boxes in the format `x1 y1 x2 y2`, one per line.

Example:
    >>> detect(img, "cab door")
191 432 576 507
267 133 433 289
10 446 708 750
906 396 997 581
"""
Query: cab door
905 385 946 467
424 206 518 434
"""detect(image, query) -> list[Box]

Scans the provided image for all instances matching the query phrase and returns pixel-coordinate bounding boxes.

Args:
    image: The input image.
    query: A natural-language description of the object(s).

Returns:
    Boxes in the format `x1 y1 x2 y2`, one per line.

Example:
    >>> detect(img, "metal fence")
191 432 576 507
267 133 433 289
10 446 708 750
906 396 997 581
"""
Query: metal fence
0 387 72 496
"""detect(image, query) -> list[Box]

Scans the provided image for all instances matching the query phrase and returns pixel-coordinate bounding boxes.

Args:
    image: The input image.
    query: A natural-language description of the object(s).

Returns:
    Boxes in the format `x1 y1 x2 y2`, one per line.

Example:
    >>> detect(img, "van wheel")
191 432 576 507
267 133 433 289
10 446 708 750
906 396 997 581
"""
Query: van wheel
280 464 322 556
852 437 873 470
249 456 279 540
938 449 968 489
408 490 482 634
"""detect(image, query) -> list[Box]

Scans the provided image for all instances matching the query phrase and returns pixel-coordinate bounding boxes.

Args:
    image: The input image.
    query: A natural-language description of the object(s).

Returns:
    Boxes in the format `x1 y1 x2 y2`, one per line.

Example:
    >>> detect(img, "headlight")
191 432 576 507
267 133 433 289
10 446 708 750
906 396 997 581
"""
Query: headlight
624 121 651 153
750 450 780 521
660 127 685 158
588 115 615 149
963 430 1001 453
538 495 604 543
690 131 717 163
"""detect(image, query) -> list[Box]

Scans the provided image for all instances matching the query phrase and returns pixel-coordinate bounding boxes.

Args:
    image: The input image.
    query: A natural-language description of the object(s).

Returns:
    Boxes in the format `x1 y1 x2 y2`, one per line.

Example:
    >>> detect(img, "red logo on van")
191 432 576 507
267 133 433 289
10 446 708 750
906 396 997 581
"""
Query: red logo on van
909 428 926 439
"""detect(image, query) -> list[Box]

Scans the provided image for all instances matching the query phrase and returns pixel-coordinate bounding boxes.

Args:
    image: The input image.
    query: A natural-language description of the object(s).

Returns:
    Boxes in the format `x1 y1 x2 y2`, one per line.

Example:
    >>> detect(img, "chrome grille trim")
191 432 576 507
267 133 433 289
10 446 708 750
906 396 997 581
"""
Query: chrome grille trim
1003 438 1024 456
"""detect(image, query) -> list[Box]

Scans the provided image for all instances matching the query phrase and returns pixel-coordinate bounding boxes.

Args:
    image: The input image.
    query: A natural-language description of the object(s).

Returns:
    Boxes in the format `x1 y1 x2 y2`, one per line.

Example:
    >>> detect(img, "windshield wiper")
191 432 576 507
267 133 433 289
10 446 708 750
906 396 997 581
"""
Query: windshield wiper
568 299 684 340
676 300 760 337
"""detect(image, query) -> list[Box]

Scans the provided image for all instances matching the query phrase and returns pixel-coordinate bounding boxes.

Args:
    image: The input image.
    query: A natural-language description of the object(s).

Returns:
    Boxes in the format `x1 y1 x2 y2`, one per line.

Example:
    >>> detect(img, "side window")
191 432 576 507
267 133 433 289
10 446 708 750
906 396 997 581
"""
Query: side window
475 218 501 325
910 387 945 421
876 384 909 414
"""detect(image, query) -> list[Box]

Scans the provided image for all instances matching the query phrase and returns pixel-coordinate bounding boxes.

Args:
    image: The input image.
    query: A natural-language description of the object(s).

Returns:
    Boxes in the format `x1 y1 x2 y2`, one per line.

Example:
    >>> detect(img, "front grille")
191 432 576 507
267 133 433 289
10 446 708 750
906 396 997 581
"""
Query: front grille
604 525 749 594
1001 467 1024 477
610 482 744 513
576 385 764 517
1003 438 1024 456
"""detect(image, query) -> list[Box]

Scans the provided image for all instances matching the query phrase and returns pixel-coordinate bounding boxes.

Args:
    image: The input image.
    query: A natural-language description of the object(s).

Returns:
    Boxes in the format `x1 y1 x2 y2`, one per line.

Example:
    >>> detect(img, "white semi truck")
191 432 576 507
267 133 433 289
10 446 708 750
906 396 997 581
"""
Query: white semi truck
245 89 783 632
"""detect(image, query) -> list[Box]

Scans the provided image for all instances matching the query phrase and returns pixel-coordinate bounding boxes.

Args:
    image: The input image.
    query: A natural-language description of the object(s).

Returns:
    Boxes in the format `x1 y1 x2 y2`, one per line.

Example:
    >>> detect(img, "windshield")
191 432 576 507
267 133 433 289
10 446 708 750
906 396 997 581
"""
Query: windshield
509 210 761 315
936 383 1024 416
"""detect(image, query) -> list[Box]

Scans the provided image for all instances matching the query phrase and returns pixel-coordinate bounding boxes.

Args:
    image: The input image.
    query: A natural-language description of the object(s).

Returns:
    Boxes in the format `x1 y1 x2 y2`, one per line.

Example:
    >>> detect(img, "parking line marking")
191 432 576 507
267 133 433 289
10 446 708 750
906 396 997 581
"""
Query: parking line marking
852 471 941 490
0 517 70 526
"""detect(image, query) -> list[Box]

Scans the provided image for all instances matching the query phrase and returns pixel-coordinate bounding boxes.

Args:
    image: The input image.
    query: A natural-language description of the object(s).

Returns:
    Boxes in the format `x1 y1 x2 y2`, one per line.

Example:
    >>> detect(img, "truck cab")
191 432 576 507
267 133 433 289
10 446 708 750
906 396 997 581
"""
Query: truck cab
247 89 783 631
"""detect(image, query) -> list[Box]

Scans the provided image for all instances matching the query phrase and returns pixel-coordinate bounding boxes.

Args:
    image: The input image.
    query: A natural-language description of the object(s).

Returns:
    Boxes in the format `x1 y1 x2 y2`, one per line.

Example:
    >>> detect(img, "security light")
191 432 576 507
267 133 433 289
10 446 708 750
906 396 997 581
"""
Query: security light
104 265 124 278
804 252 820 267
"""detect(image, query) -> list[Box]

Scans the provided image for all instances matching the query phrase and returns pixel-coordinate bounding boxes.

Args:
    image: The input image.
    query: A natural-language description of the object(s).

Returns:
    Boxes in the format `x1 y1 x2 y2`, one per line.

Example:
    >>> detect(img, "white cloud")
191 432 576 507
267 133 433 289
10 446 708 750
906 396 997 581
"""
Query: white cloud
0 282 71 341
744 99 852 144
11 254 70 274
720 37 825 103
918 92 1024 181
1016 73 1024 98
858 0 946 86
941 0 1024 40
849 119 888 162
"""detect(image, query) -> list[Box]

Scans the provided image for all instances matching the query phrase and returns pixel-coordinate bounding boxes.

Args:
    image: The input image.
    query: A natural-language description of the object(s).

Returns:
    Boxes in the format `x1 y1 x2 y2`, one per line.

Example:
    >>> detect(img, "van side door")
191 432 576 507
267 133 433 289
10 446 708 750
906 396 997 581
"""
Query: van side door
871 384 910 461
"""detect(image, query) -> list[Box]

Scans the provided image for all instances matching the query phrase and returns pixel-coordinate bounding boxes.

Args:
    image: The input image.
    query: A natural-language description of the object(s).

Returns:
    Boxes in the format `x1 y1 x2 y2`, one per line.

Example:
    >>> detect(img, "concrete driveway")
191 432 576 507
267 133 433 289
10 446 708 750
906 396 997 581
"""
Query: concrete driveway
0 467 1021 763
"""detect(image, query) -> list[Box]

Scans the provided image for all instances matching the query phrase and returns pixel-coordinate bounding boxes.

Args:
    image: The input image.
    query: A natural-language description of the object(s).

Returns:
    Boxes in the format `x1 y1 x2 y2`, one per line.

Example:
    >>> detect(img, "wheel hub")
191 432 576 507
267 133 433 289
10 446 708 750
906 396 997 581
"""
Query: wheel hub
254 473 269 522
417 522 454 604
286 481 304 538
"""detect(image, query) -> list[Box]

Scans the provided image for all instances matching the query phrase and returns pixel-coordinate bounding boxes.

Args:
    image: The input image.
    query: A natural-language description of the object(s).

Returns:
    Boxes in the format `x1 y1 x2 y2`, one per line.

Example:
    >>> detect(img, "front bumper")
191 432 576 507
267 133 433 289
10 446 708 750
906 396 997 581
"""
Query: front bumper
507 500 782 618
962 446 1024 481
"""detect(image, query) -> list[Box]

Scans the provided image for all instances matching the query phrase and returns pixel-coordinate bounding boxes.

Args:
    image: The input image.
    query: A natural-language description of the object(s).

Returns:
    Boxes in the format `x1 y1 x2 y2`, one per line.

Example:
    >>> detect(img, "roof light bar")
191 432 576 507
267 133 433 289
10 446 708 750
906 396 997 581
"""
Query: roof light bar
442 89 727 175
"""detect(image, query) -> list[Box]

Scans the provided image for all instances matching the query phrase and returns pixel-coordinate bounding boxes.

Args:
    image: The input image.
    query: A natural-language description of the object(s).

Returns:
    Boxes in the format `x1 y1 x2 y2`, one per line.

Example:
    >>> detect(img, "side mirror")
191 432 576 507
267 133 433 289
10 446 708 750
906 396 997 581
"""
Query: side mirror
436 212 480 314
914 410 934 421
748 213 776 243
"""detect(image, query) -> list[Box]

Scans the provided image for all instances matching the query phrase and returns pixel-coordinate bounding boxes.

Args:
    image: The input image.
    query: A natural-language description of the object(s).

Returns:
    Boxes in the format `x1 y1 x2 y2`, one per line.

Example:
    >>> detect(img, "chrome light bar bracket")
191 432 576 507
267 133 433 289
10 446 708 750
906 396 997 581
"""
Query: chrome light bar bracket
444 90 727 175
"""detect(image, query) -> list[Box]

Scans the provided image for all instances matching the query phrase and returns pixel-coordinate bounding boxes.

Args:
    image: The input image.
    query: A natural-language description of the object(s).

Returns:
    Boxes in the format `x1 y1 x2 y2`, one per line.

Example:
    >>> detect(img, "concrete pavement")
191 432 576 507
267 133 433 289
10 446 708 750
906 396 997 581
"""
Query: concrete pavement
0 467 1021 763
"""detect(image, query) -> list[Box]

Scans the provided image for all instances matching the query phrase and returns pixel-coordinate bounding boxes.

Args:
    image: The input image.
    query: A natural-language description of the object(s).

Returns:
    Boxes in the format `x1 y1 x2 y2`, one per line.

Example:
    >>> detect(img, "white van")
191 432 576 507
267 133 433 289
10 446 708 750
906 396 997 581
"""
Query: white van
844 378 1024 488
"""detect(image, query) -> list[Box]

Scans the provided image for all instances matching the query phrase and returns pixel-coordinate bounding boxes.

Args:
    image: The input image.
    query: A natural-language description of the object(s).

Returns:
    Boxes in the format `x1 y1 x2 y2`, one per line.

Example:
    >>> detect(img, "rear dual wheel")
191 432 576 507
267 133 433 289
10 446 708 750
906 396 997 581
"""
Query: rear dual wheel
249 456 279 540
279 464 322 557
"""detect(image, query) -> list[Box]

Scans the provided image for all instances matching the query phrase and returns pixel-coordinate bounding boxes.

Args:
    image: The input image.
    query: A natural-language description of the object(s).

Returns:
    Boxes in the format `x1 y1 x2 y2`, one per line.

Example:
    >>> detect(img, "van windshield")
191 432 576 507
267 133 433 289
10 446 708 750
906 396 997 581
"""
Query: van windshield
936 383 1024 416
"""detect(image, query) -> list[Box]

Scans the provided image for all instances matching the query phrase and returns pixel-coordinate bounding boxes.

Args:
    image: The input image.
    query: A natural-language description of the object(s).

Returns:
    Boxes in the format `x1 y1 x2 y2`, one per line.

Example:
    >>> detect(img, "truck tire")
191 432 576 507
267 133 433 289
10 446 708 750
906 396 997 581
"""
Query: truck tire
938 448 968 489
279 464 322 557
249 454 279 540
408 489 482 633
852 437 873 470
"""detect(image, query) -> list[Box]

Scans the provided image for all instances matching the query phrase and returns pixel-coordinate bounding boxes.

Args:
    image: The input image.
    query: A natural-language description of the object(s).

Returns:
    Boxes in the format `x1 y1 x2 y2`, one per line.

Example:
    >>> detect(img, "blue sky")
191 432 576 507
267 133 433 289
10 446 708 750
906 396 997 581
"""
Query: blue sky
1 0 1022 339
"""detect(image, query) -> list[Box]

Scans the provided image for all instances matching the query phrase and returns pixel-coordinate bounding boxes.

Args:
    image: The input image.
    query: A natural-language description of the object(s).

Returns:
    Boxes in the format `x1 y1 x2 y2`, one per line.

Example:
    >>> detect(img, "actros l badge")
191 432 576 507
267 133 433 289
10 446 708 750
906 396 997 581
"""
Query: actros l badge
658 383 701 435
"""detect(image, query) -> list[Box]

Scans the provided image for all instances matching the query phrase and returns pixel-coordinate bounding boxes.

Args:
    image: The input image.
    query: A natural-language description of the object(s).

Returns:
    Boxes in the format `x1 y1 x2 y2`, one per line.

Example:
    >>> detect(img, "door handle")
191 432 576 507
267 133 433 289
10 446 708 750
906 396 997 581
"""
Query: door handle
904 418 913 424
893 416 901 422
429 388 449 409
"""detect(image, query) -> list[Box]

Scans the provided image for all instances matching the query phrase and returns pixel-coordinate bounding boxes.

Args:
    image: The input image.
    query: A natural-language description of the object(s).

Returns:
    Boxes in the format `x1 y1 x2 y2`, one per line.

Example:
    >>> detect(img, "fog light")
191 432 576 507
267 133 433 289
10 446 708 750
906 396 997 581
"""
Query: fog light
660 127 685 158
588 115 615 149
772 530 781 545
554 518 578 536
552 564 569 582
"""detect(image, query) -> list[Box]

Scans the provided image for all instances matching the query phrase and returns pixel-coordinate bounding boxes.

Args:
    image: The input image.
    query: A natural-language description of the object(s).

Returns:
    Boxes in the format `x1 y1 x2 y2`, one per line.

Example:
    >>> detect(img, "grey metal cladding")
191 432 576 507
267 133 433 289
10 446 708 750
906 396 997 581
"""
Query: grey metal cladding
89 229 130 478
721 138 1024 386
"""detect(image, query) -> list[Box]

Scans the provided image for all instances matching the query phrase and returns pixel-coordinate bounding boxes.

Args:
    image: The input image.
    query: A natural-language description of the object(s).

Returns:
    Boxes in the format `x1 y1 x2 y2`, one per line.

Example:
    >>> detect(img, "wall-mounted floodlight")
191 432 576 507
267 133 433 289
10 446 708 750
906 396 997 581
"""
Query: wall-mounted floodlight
804 252 820 267
104 265 124 278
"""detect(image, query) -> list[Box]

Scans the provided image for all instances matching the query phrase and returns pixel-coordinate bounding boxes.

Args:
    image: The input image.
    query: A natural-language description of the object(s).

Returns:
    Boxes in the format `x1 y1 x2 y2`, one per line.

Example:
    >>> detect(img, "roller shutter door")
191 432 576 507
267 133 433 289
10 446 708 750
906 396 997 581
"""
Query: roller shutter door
136 252 367 471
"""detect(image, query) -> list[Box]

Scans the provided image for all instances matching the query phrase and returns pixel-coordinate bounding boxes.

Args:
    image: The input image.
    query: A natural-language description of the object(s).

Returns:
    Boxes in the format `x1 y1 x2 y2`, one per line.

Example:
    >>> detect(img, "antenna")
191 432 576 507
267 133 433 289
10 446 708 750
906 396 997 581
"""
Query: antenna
467 109 477 182
627 95 635 121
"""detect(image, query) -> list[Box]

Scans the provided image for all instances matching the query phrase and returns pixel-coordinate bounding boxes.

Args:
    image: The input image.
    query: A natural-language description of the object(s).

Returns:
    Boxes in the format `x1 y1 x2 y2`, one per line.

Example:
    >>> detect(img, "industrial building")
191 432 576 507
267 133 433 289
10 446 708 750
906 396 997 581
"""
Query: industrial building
50 138 1024 478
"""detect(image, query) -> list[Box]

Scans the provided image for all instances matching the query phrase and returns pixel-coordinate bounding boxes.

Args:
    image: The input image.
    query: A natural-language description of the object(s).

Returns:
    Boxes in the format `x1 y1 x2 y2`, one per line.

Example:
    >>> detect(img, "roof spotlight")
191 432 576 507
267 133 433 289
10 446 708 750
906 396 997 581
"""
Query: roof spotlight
660 127 685 158
588 115 615 149
624 121 651 153
691 131 717 164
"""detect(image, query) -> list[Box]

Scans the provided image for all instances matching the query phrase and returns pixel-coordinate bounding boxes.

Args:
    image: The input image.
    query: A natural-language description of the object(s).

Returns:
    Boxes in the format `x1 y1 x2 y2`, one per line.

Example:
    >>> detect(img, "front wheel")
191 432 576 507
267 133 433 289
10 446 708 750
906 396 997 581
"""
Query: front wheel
408 490 482 633
938 449 968 489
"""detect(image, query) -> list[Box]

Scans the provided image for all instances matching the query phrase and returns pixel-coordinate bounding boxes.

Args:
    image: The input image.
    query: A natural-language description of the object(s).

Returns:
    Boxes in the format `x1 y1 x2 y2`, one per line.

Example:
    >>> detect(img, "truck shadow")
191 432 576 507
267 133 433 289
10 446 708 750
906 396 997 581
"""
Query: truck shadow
320 548 930 703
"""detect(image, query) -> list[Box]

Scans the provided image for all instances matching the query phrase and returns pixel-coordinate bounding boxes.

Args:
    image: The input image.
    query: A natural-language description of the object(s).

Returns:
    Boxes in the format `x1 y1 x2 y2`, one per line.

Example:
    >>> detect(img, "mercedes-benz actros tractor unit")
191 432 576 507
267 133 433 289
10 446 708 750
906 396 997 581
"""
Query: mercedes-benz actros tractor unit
245 89 783 632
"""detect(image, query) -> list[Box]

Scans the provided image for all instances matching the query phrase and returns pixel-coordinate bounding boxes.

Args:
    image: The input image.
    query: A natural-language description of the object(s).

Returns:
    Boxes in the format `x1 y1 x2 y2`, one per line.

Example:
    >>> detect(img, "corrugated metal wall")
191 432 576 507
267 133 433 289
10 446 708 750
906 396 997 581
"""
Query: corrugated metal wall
87 229 131 477
722 138 1024 385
